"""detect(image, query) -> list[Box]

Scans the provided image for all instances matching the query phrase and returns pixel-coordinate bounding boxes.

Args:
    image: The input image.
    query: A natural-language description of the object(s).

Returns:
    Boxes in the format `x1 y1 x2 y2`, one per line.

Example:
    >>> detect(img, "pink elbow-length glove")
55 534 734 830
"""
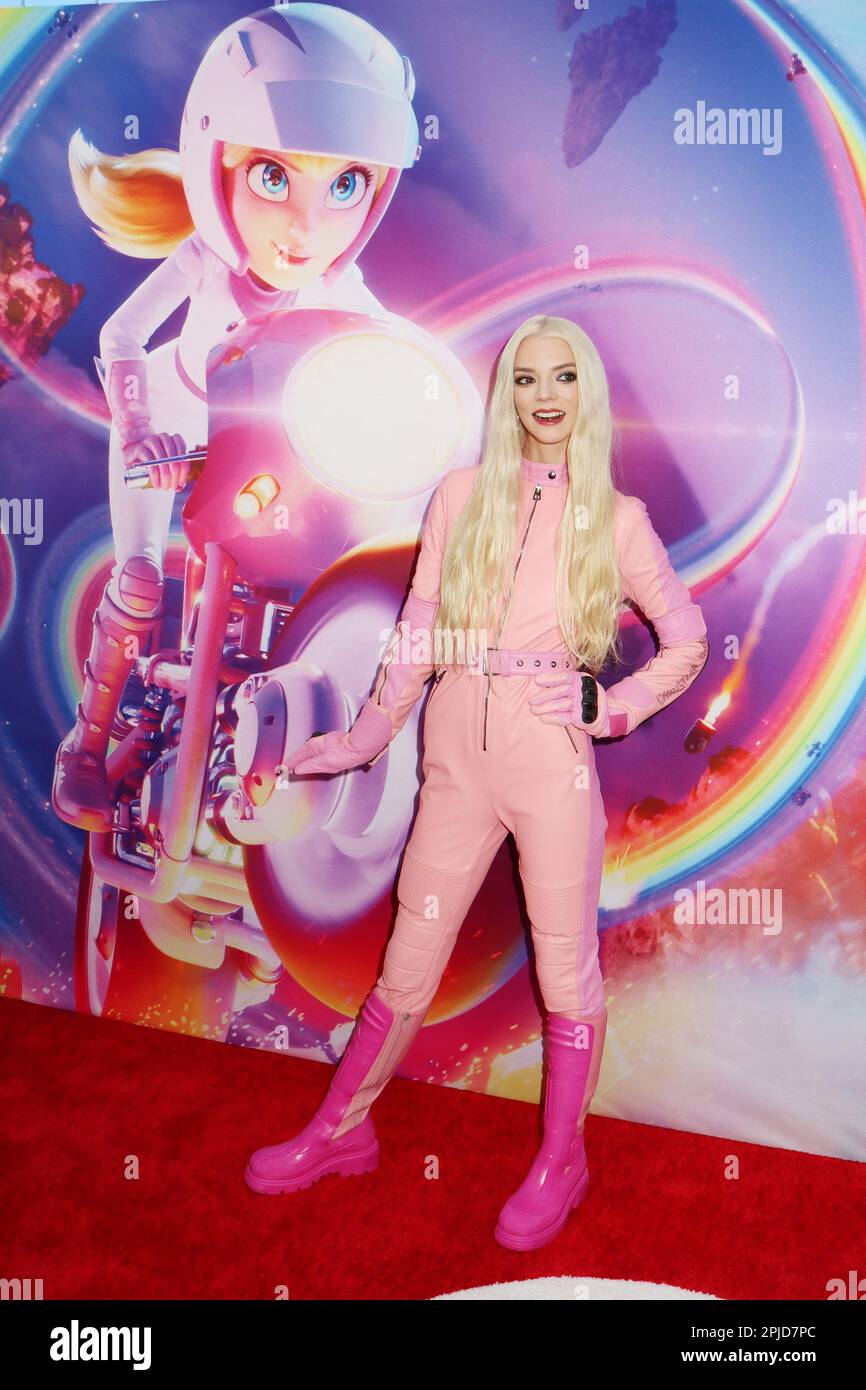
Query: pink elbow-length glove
529 495 709 738
529 667 632 737
286 479 449 776
98 355 191 488
96 236 216 489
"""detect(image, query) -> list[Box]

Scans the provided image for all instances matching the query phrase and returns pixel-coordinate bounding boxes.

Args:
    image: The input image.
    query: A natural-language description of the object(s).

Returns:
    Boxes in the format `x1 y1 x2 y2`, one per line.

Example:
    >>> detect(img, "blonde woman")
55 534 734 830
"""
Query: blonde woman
52 3 418 831
245 313 711 1252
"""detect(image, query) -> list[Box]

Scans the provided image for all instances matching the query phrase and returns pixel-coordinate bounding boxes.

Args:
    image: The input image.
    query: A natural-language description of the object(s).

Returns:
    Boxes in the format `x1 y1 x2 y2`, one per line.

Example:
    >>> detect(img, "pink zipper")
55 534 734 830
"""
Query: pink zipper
366 1010 418 1084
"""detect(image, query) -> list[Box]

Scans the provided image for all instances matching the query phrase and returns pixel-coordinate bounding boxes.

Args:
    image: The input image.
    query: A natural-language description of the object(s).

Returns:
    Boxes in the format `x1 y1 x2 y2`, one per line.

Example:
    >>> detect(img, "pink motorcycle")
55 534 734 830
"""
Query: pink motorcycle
74 305 482 1039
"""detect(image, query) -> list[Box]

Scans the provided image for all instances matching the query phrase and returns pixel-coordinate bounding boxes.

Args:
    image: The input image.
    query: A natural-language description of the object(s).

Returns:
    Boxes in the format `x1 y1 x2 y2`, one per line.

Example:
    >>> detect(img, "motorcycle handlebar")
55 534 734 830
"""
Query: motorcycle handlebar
123 448 207 490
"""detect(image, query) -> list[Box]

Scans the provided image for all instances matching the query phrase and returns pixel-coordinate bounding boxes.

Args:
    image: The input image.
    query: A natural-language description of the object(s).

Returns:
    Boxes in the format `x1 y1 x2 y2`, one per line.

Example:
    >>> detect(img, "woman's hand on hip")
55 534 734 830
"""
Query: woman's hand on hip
528 670 612 736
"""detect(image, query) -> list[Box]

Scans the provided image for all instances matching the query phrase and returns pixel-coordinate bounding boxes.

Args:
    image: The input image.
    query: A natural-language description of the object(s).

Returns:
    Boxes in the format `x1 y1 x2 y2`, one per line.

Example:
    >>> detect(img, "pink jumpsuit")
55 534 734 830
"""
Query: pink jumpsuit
361 454 709 1021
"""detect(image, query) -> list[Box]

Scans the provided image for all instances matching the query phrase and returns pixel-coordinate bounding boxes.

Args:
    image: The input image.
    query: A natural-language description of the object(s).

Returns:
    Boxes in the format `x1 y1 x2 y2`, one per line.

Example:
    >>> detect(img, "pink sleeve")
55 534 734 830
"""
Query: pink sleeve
97 233 206 365
604 495 709 736
352 477 449 766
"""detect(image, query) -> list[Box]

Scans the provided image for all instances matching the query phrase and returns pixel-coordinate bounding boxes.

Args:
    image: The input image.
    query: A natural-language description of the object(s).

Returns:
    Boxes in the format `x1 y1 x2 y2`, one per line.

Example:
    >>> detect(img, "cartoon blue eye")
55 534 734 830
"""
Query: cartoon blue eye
246 160 289 202
325 167 371 210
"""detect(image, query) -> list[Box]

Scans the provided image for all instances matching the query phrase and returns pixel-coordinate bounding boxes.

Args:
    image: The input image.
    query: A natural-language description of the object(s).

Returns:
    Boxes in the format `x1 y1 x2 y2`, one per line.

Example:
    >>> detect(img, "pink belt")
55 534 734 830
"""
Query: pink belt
481 647 576 676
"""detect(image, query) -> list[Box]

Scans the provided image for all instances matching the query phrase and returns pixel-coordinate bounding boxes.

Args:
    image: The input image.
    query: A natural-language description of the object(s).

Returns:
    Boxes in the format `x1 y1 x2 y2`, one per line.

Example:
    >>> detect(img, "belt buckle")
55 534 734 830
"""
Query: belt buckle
482 646 497 677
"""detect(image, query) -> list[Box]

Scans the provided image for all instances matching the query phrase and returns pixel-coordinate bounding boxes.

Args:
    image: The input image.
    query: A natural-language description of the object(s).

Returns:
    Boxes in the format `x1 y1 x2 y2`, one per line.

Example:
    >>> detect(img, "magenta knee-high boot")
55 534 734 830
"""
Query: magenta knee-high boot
494 1009 607 1250
244 991 424 1195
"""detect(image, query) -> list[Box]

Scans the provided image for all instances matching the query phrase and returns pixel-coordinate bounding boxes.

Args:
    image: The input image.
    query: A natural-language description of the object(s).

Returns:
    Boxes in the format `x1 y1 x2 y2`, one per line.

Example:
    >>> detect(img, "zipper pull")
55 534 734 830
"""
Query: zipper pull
534 486 541 501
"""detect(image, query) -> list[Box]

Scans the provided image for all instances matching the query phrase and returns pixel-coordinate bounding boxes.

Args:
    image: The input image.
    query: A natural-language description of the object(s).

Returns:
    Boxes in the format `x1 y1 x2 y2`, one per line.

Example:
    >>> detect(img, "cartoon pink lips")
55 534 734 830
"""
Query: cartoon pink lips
272 240 312 266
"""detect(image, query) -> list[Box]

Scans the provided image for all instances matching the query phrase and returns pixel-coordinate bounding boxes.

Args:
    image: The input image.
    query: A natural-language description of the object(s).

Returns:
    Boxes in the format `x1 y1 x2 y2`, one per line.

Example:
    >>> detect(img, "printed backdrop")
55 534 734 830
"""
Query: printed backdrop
1 0 864 1162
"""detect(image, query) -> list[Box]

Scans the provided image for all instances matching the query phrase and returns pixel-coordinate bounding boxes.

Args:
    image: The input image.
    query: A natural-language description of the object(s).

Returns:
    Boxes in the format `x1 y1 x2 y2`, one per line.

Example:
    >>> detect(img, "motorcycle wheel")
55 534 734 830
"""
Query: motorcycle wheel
74 843 250 1041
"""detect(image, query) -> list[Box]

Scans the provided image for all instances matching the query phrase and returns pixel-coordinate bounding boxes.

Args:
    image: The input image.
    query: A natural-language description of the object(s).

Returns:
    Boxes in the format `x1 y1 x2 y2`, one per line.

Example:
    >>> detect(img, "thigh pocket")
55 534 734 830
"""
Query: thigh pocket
421 669 450 769
561 724 606 826
425 668 449 714
561 722 588 757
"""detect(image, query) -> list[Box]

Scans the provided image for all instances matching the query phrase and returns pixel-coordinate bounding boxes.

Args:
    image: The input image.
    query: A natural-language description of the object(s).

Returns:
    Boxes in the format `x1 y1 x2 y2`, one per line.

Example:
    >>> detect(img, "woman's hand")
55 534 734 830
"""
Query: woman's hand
528 670 617 737
283 730 374 776
284 702 395 775
121 431 190 489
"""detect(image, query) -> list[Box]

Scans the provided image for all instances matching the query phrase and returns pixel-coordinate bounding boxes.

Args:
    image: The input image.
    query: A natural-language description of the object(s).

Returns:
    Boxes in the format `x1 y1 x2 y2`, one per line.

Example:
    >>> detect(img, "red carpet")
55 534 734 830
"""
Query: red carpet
2 996 863 1301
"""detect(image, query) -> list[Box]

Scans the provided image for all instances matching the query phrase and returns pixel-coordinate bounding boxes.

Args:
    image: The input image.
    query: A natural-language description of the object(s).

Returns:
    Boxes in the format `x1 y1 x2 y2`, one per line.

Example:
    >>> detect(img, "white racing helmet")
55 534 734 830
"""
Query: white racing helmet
179 2 420 282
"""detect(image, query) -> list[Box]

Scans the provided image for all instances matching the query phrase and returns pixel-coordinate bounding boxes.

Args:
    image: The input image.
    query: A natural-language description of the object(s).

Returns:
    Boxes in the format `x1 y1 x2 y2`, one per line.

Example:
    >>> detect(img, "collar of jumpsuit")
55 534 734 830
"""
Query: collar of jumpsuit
520 454 569 487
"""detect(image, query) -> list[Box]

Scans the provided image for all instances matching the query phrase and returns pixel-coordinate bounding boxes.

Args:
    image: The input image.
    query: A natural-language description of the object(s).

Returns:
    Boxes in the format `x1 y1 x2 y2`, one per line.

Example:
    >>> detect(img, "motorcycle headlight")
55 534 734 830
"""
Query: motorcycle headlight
282 328 469 502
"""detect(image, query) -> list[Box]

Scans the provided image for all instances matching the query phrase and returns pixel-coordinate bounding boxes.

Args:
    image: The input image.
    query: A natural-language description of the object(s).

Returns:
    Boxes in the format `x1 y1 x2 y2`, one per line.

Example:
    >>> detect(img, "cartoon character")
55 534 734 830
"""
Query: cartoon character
48 9 78 39
52 3 420 832
786 52 807 81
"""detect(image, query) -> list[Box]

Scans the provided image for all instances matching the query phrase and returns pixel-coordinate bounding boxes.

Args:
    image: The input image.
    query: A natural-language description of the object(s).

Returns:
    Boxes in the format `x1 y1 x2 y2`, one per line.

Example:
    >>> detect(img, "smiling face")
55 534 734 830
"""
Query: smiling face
221 147 385 289
512 334 580 459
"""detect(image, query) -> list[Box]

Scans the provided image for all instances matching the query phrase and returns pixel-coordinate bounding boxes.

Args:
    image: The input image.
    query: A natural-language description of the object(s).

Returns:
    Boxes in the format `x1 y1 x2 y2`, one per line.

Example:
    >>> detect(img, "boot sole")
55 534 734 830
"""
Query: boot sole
50 784 113 835
51 747 114 834
494 1170 589 1251
244 1140 380 1196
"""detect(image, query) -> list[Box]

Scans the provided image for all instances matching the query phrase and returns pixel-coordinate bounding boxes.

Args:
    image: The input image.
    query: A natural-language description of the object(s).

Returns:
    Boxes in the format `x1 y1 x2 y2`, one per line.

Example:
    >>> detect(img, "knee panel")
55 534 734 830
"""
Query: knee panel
396 851 474 928
377 853 479 1014
522 877 605 1016
116 555 164 618
521 878 588 936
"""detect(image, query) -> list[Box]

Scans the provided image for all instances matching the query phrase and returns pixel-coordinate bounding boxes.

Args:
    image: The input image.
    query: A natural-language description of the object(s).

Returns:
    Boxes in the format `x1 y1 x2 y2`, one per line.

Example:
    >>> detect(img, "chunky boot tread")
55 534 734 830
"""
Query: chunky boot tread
494 1167 589 1251
243 1144 379 1195
52 736 114 831
244 1119 380 1196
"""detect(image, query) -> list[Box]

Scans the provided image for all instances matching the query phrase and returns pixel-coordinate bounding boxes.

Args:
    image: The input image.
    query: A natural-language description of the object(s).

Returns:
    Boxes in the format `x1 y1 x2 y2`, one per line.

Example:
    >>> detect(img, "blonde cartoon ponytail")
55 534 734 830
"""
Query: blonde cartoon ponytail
68 128 194 259
69 130 392 261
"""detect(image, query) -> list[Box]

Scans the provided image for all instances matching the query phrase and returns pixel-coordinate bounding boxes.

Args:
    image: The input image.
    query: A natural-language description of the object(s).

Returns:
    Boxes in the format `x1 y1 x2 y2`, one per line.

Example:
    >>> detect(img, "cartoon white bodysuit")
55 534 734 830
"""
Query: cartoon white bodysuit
51 3 420 832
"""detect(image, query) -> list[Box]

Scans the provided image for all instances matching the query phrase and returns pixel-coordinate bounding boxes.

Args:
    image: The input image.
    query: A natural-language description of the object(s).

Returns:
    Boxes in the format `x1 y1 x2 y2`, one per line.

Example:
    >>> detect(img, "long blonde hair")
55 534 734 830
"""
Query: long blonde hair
67 130 389 258
435 314 625 677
